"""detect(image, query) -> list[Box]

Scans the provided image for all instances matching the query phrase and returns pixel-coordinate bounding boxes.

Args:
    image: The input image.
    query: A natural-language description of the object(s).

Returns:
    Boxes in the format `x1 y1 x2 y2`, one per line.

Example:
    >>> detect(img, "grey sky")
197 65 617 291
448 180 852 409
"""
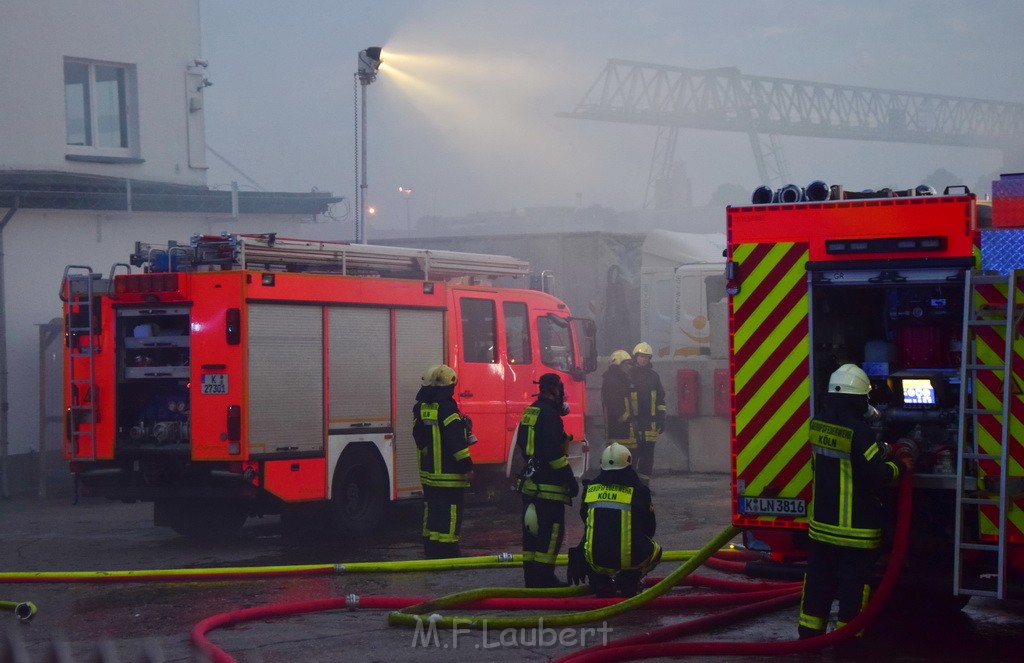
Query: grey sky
199 0 1024 232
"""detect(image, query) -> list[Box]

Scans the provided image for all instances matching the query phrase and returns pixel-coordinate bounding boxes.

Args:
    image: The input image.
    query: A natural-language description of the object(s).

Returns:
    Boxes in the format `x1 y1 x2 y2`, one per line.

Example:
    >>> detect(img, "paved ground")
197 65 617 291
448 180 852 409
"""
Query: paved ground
1 472 1023 662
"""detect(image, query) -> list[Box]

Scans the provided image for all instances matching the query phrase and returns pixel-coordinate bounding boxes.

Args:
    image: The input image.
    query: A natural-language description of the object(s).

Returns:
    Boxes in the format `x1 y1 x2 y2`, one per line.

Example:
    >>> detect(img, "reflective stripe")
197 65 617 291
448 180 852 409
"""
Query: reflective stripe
808 519 881 548
864 442 881 461
519 478 571 503
442 412 461 426
549 456 569 470
420 471 469 488
534 522 561 564
521 407 539 457
809 419 853 454
584 484 633 505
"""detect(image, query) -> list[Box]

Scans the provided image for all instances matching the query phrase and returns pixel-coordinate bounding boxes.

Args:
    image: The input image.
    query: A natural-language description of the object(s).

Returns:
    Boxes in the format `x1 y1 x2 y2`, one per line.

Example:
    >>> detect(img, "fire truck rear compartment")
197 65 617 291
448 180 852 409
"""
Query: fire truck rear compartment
116 307 191 452
810 271 966 476
811 269 971 589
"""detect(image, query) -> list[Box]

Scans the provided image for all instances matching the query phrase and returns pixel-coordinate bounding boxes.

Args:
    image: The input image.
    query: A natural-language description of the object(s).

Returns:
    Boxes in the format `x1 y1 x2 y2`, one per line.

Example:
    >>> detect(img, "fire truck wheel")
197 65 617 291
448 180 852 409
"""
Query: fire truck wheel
330 447 387 534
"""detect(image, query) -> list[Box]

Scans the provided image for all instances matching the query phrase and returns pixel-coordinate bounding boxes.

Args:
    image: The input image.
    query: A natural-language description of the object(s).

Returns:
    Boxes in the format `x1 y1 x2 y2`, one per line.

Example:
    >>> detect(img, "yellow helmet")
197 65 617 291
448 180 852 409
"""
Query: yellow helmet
601 442 633 471
632 342 653 357
421 364 457 387
610 350 631 365
828 364 870 395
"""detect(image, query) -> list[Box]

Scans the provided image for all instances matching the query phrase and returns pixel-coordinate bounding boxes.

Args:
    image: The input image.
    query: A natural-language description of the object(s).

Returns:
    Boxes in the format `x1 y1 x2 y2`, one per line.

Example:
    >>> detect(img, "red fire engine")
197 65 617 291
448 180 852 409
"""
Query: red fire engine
62 234 596 538
728 177 1024 601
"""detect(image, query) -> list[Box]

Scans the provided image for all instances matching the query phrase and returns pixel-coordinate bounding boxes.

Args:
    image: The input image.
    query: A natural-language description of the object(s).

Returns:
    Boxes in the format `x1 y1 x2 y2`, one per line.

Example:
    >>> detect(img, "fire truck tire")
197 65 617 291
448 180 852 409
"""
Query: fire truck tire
165 499 247 540
330 447 387 534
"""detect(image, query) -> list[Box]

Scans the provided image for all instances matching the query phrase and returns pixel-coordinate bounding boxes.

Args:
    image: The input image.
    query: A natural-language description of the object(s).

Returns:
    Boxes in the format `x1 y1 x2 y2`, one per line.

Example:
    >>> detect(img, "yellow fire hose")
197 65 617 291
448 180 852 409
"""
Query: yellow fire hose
0 600 37 621
387 524 741 630
0 550 707 584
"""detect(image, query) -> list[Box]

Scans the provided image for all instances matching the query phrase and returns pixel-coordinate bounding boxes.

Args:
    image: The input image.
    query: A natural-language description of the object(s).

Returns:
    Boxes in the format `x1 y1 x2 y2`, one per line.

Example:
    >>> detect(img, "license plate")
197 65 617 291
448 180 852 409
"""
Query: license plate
201 373 229 395
741 496 806 517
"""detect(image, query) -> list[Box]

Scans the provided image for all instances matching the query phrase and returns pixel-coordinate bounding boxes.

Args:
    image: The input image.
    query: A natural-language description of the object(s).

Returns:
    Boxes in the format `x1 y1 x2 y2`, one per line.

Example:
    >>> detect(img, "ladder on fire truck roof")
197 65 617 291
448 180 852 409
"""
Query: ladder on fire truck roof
954 270 1016 599
185 234 531 281
62 266 101 462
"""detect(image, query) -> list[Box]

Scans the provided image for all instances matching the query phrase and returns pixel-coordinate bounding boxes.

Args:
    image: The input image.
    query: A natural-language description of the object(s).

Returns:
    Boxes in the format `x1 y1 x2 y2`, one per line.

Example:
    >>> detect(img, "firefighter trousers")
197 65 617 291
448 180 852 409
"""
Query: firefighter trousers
634 439 656 483
422 485 464 559
521 496 566 587
799 539 876 637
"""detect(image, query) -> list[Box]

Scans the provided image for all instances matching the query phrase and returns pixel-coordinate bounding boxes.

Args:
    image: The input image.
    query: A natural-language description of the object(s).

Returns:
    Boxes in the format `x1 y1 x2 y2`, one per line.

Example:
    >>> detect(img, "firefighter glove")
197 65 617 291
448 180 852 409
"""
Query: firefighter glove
566 545 588 586
567 474 580 499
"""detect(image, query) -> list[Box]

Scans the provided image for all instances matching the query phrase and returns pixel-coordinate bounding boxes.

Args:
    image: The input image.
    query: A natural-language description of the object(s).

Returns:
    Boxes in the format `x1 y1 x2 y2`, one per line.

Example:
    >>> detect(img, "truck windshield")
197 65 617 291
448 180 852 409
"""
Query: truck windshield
537 314 575 372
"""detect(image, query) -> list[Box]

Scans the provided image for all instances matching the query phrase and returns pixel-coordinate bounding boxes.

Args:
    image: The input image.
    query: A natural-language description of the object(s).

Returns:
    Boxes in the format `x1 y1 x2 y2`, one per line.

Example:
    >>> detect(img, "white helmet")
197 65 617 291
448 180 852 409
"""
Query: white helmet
421 364 457 387
601 442 632 471
632 342 653 357
828 364 870 395
610 350 631 365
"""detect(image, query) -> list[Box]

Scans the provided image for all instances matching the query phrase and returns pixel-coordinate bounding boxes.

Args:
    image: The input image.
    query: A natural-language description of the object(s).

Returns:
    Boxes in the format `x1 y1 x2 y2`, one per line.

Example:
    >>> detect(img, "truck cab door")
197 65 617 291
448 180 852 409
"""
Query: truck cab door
453 294 505 464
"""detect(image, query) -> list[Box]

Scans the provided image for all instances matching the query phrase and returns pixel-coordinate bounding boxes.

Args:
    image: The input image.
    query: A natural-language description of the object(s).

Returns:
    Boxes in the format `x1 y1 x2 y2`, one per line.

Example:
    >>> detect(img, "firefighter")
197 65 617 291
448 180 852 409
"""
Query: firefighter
601 350 634 453
627 341 666 484
798 363 913 640
515 373 579 587
413 364 474 560
566 442 662 598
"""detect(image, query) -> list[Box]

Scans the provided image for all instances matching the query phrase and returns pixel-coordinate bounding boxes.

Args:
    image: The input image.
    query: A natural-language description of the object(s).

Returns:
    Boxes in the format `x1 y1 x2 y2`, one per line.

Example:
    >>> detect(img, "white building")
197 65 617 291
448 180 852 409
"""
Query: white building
0 1 343 494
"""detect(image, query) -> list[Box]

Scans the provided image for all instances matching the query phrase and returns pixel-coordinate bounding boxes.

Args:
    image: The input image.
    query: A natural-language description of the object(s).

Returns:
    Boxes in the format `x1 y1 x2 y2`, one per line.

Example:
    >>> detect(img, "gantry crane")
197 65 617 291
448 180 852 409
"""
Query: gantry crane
559 61 1024 207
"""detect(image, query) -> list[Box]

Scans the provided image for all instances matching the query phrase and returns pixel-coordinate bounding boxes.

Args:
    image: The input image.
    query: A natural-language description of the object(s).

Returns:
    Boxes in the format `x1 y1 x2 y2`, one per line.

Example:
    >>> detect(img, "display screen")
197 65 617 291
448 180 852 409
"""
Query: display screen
902 378 936 406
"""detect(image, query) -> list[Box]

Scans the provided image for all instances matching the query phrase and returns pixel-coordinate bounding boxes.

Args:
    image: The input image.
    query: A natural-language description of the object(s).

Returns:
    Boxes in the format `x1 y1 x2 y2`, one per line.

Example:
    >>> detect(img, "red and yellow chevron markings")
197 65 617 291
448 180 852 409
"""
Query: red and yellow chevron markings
971 275 1024 542
731 241 811 526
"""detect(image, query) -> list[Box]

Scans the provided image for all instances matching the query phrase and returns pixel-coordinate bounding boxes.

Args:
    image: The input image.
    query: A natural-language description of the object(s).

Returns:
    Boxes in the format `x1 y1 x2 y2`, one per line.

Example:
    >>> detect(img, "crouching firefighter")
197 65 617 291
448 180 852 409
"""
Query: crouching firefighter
515 373 579 588
798 363 913 639
566 443 662 597
413 364 474 559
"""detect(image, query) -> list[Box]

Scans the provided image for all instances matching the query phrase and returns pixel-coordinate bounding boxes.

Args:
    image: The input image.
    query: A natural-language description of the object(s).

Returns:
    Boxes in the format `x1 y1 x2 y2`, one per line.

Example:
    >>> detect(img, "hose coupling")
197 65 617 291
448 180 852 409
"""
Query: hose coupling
346 594 360 610
15 602 36 621
497 552 514 563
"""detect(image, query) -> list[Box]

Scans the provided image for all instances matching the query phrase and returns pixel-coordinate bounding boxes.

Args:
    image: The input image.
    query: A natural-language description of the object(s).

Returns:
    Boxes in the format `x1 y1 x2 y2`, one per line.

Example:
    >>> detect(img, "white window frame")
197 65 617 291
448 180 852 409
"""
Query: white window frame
64 57 140 159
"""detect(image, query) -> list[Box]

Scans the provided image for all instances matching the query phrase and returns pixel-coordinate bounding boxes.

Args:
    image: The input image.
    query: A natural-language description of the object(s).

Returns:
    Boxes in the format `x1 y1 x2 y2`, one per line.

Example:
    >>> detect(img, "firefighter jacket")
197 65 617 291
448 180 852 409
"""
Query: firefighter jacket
413 385 473 489
628 365 666 441
516 397 578 504
580 467 657 574
601 364 634 445
807 394 900 550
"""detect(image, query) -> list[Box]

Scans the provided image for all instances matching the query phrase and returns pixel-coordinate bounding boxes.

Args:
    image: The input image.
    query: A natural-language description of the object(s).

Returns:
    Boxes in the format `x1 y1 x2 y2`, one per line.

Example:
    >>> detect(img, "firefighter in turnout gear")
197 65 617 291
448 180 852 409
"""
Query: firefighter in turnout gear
798 363 912 639
516 373 579 587
413 364 474 559
627 342 666 483
601 350 634 451
566 443 662 597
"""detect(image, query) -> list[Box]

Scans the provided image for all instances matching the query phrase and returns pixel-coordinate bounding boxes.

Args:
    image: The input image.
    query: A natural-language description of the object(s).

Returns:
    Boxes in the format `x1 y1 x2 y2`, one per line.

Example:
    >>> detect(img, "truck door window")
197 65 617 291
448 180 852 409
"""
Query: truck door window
503 302 532 365
537 314 574 372
460 298 497 363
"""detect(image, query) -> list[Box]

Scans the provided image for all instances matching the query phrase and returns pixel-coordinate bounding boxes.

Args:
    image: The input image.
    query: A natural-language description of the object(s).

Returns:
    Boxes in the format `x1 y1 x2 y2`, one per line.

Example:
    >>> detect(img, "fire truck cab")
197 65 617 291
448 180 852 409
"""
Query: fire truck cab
728 178 1024 601
63 234 596 538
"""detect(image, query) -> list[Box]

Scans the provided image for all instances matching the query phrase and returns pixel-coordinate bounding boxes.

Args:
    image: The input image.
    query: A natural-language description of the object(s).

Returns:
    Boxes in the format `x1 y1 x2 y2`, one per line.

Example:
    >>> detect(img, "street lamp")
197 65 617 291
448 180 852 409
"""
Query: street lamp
355 47 383 244
398 186 413 230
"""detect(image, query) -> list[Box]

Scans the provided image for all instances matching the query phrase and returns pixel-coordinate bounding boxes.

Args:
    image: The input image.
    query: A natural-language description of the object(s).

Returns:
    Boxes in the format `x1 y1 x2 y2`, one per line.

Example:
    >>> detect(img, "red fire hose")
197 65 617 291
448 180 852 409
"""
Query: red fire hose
554 469 914 662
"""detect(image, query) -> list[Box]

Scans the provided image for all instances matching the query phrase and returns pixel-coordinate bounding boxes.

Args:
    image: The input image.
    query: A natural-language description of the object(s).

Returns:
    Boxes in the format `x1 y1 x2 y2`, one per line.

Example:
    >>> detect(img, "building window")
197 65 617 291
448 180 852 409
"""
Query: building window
64 59 136 156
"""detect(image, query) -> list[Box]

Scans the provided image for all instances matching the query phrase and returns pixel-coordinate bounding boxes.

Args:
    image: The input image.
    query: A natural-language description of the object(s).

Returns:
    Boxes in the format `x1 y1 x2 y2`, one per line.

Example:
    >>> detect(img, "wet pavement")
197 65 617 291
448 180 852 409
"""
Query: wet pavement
1 472 1022 662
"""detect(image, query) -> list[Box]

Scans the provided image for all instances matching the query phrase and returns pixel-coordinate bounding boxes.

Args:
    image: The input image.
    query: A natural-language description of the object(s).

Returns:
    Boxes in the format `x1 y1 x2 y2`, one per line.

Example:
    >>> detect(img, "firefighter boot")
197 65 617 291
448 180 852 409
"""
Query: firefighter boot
613 570 642 598
589 572 616 598
424 539 447 560
434 541 461 559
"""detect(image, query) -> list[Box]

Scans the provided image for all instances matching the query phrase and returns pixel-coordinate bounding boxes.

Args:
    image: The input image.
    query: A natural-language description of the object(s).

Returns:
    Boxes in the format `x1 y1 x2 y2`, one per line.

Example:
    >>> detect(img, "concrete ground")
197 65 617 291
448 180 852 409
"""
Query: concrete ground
1 471 1023 662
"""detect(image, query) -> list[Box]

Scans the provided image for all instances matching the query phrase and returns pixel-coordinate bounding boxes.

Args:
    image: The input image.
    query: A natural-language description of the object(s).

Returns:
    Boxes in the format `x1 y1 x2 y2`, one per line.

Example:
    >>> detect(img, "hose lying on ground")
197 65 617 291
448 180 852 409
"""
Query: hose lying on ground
386 524 741 631
552 470 915 662
0 600 36 621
